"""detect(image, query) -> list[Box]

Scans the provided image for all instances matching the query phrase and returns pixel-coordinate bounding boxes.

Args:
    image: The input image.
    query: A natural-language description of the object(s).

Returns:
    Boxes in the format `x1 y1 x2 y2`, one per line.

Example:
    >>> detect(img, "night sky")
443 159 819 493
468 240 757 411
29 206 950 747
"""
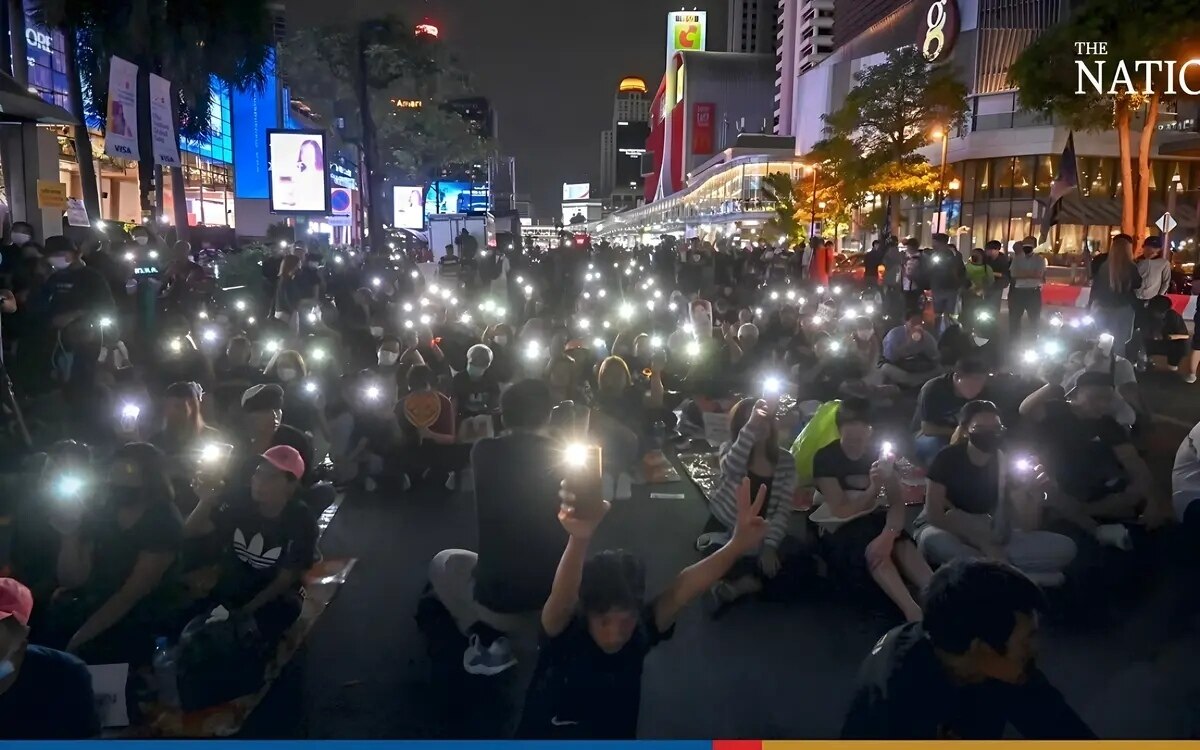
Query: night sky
288 0 727 219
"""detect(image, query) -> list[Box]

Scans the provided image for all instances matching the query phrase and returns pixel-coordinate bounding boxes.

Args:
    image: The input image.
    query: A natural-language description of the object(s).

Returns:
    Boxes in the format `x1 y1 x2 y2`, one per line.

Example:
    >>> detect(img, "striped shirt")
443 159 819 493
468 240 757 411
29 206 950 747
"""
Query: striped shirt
709 416 795 549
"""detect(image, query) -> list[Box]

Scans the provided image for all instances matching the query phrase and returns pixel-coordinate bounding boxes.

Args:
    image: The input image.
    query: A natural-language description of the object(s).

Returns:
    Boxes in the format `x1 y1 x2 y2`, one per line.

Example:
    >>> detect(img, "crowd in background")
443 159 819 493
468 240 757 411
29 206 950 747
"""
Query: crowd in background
0 222 1197 739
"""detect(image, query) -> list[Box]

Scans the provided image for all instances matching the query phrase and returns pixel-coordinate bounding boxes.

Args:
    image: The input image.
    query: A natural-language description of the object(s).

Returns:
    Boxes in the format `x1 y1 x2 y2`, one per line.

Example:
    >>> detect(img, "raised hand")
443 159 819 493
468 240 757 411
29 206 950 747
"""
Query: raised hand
729 477 768 553
557 480 610 540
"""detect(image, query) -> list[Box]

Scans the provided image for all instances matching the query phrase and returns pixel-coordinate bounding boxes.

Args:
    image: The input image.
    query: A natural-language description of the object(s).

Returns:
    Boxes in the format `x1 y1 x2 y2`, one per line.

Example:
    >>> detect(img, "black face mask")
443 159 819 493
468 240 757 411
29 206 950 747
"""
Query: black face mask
968 429 1003 453
1023 247 1033 255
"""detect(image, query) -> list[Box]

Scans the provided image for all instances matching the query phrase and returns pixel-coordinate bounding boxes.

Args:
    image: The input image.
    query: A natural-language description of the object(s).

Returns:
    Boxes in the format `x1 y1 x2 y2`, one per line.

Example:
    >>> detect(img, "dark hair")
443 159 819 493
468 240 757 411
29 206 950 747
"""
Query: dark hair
110 442 175 506
580 549 646 615
500 378 552 430
729 398 777 461
954 357 988 377
923 559 1046 654
904 308 924 323
985 240 1003 251
407 364 434 392
1147 295 1172 314
956 399 1000 428
836 396 872 427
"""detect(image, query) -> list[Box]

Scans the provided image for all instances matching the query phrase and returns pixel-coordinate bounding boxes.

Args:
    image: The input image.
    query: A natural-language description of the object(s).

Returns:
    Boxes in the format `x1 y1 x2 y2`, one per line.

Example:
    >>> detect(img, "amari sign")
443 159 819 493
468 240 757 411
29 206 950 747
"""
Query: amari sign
919 0 960 63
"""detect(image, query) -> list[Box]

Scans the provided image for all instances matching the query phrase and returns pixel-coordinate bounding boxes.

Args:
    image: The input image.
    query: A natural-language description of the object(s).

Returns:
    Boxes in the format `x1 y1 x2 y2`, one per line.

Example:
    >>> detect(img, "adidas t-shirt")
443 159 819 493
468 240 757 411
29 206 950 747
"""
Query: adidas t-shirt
211 500 317 605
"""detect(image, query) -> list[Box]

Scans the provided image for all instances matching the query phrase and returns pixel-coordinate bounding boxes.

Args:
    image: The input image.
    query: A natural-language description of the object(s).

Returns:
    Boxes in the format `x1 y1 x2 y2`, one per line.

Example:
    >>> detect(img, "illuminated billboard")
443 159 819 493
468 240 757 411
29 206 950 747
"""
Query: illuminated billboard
267 129 330 214
393 185 425 228
666 11 707 67
426 181 489 215
562 183 591 201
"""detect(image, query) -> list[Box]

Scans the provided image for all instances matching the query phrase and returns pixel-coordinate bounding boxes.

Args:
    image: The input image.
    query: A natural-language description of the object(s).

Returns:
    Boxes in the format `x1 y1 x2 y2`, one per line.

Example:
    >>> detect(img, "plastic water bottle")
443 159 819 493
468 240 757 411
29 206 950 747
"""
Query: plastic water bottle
152 636 180 709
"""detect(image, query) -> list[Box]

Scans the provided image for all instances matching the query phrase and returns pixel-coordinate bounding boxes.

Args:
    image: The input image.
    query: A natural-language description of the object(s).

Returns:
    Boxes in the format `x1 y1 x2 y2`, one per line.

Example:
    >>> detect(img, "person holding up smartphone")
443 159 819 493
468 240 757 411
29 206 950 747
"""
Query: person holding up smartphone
517 477 768 738
703 398 796 612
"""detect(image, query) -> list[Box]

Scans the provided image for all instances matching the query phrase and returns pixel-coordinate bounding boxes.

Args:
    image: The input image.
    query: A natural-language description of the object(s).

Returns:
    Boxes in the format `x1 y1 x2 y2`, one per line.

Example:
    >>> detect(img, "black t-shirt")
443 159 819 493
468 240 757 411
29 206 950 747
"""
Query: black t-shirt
813 440 873 492
450 370 500 419
913 373 979 432
84 499 183 601
926 442 999 516
842 622 1094 739
518 604 674 739
1035 400 1130 499
210 499 317 605
0 645 98 738
42 265 114 320
471 432 567 613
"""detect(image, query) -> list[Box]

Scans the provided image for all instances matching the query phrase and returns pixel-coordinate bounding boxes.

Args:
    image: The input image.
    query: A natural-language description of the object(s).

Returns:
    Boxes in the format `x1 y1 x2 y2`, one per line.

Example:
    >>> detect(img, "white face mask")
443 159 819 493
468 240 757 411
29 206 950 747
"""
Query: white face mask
278 367 299 382
48 256 71 270
494 335 508 346
11 232 31 245
378 351 399 366
369 326 384 338
133 236 149 246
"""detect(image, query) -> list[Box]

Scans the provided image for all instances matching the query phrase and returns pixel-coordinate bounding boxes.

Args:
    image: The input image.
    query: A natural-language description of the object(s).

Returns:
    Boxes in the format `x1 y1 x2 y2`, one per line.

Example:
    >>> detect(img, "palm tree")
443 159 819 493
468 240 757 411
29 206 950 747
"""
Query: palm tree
37 0 273 233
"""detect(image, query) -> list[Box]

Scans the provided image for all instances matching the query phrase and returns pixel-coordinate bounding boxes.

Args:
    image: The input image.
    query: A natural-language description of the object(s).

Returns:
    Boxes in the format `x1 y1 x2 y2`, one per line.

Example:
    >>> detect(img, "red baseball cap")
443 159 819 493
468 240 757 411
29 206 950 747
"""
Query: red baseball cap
262 445 305 480
0 578 33 627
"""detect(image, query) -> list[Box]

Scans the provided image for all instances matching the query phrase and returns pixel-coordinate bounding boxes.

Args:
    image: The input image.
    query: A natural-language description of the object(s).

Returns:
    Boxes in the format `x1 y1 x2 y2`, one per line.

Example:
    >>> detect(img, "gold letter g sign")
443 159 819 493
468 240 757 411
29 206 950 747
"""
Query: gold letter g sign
923 0 948 61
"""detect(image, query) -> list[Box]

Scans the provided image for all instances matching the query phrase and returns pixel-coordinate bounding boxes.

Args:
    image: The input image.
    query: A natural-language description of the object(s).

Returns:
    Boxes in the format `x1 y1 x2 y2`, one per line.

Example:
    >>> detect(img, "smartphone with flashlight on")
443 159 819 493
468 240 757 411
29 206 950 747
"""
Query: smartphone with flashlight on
196 442 235 478
563 443 604 519
879 440 896 477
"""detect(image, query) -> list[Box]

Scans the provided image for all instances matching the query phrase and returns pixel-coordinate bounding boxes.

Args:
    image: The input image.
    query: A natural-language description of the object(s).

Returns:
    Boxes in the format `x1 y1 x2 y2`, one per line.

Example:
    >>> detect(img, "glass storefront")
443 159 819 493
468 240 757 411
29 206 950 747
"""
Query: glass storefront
903 155 1200 256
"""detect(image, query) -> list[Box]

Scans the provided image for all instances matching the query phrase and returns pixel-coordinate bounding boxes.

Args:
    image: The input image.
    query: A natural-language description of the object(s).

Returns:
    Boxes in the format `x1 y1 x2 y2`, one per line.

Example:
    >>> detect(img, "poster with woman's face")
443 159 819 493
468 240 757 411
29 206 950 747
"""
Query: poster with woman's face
268 131 329 213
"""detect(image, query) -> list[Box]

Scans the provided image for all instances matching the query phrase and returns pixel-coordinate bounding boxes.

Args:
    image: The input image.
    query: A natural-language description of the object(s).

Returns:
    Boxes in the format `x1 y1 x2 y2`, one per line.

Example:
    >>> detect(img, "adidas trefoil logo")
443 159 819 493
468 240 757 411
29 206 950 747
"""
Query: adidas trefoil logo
233 529 282 569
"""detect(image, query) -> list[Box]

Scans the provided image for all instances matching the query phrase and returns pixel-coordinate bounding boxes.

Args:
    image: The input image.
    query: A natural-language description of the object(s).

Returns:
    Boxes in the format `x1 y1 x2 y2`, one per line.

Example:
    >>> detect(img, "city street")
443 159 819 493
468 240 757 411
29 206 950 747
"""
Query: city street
238 330 1200 740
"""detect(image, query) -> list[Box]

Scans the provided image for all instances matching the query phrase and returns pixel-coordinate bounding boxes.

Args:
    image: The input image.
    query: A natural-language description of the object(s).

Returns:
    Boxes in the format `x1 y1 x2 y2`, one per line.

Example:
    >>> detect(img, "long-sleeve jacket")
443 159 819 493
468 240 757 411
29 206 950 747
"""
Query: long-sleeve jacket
710 416 795 549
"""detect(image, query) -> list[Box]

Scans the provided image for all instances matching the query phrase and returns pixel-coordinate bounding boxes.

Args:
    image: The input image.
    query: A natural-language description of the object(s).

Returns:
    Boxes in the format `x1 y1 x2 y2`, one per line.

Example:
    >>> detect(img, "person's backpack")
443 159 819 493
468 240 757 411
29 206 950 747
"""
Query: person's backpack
175 608 270 711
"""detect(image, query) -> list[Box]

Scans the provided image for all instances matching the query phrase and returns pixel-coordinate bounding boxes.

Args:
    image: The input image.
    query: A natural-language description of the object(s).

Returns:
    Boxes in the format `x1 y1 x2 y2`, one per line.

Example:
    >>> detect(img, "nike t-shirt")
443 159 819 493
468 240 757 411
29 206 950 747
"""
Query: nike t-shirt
517 604 674 739
210 500 317 605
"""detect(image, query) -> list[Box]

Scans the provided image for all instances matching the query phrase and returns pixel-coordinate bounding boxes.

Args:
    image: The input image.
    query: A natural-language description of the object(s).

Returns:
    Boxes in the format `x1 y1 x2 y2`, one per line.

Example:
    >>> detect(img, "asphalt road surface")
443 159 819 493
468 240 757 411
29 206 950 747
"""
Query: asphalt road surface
239 308 1200 740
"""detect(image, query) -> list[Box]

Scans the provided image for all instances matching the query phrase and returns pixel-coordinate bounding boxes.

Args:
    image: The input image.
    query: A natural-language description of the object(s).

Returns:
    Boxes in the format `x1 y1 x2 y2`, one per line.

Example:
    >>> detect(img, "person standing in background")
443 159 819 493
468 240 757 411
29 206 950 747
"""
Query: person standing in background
1007 238 1047 341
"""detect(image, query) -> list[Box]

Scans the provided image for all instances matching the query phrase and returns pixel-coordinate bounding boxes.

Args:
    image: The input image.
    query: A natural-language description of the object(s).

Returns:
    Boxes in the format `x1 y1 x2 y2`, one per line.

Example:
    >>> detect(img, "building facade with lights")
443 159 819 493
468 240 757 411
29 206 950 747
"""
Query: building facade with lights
787 0 1200 252
599 77 652 211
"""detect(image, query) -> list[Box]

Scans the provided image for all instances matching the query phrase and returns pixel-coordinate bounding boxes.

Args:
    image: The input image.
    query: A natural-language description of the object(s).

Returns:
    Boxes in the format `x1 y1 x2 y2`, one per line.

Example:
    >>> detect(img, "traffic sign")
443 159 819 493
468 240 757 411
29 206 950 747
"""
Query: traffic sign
1156 212 1177 233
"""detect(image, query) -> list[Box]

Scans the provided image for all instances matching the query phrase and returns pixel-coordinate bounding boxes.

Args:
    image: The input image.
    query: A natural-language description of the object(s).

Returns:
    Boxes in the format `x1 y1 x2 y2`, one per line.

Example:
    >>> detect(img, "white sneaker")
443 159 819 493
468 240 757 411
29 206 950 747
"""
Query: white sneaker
445 473 457 491
364 477 378 493
1185 374 1198 384
462 634 517 676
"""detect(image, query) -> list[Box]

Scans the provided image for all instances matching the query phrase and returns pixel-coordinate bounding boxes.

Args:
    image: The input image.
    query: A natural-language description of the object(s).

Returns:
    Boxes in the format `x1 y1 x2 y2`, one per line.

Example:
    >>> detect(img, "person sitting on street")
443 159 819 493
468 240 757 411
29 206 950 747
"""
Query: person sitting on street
184 445 316 645
517 477 769 738
840 559 1095 739
703 398 795 611
429 379 566 676
150 381 222 514
451 343 501 427
45 443 184 664
912 358 990 466
878 309 943 388
0 578 98 738
1058 338 1144 429
1137 295 1189 373
914 401 1076 587
812 399 930 622
1019 370 1171 548
398 365 462 491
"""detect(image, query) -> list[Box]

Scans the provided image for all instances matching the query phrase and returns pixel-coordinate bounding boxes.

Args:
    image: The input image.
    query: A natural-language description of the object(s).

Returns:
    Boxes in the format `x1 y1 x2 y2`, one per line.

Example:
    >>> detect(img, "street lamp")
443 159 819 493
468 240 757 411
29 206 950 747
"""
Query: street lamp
932 127 949 232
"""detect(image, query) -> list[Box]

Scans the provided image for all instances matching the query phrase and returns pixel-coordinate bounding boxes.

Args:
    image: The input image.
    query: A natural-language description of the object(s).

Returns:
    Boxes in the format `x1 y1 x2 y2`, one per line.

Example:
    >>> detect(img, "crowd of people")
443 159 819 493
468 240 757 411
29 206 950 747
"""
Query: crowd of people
0 222 1196 739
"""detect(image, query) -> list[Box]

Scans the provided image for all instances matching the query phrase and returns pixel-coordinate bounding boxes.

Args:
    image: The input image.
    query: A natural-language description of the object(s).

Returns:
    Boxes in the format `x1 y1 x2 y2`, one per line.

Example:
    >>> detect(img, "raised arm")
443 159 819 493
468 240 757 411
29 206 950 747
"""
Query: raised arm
654 478 768 631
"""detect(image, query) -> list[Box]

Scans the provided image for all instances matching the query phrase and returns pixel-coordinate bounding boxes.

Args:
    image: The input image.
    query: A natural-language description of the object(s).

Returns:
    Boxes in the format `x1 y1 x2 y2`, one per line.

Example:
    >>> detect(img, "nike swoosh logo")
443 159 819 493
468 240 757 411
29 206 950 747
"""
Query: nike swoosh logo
550 716 579 727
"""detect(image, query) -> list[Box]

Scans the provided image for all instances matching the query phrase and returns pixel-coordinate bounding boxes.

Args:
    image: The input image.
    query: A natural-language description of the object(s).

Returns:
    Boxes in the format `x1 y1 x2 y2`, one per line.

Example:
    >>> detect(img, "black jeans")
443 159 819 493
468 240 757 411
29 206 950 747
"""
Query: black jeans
1145 338 1188 366
1008 287 1042 338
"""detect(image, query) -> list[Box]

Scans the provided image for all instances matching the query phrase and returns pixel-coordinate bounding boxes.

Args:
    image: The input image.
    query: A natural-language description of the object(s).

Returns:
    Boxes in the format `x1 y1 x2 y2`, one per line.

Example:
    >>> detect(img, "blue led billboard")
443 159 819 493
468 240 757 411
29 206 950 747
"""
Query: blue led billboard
231 51 296 198
425 181 489 216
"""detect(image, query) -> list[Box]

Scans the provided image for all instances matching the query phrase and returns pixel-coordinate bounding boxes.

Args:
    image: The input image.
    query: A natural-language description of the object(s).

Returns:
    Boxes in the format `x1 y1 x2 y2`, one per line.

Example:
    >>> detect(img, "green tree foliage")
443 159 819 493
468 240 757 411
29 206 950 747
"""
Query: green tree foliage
281 17 488 247
820 46 969 233
1009 0 1200 247
38 0 273 220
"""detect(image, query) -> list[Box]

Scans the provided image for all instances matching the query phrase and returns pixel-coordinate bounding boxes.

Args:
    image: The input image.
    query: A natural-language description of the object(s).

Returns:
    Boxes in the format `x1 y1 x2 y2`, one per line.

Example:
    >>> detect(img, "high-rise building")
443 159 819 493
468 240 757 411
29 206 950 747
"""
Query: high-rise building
727 0 777 53
598 77 651 210
797 0 835 70
774 0 833 135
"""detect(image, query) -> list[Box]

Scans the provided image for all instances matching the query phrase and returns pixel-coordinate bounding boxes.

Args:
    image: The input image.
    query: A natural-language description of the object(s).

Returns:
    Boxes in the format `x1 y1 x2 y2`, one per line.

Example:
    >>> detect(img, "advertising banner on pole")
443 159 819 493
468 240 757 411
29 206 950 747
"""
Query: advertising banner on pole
149 73 180 167
104 56 139 160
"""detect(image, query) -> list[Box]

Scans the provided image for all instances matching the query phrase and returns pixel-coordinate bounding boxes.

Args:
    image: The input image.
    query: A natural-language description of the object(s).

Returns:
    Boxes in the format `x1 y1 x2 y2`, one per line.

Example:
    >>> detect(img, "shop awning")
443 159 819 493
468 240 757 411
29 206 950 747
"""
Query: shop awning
0 72 77 126
1159 137 1200 158
1050 192 1196 229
